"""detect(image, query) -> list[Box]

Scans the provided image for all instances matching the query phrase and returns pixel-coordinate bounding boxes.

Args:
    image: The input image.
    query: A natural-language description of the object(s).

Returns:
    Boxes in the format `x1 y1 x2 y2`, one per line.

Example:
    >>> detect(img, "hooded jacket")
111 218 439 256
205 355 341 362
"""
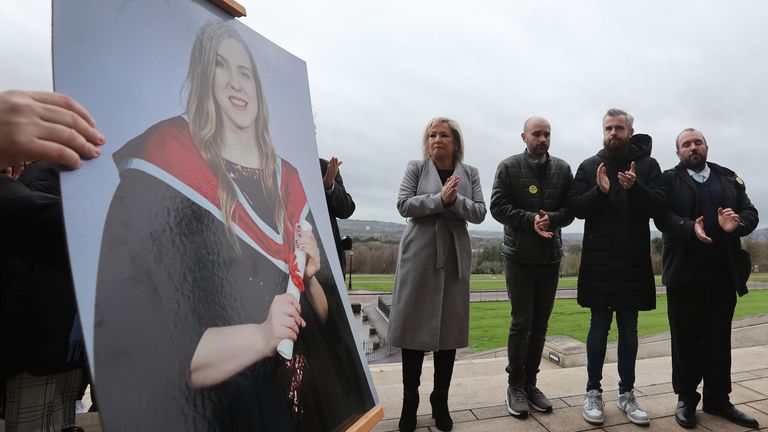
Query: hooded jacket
567 134 665 310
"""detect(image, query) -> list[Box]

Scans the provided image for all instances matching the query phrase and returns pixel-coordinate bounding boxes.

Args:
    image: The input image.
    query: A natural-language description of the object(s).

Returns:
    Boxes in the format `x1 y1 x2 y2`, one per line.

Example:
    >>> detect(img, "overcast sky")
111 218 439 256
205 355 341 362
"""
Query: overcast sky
2 0 767 233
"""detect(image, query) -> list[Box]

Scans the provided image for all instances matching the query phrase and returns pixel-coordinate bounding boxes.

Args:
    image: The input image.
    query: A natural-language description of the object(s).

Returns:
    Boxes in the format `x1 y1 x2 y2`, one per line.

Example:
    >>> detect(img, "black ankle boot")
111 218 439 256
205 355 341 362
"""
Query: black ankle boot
430 389 453 431
398 389 419 432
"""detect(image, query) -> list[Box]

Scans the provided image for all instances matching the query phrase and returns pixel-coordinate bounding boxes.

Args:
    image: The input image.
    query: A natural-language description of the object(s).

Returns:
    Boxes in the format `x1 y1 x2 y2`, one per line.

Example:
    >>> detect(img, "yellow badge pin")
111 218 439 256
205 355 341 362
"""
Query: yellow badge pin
529 185 538 194
736 176 744 185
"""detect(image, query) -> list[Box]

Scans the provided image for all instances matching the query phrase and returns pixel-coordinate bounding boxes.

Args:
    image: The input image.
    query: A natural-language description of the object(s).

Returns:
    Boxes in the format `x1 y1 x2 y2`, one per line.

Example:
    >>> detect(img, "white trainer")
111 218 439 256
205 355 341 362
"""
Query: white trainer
617 390 650 425
582 389 604 425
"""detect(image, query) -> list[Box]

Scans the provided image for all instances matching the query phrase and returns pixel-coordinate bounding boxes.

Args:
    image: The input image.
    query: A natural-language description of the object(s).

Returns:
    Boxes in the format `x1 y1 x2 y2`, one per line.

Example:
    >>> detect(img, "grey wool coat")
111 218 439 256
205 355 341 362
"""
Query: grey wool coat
388 159 487 351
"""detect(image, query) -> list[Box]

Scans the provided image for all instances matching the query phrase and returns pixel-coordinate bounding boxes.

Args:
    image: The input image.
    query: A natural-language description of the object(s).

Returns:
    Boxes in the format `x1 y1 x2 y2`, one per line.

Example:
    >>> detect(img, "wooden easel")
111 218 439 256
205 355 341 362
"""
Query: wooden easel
205 3 385 430
208 0 246 17
346 406 384 432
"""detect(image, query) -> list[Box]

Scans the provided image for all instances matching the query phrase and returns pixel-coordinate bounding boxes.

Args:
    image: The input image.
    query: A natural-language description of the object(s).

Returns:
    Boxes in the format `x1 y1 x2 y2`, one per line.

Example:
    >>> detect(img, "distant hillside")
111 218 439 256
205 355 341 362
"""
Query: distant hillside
338 219 596 245
337 219 768 244
753 228 768 240
339 219 573 245
337 219 406 242
338 219 504 242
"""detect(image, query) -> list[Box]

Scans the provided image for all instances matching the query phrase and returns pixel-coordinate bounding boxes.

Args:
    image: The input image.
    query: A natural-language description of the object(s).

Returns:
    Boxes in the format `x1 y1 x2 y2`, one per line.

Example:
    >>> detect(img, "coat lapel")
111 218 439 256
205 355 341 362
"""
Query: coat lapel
421 159 469 195
418 159 442 194
454 162 471 198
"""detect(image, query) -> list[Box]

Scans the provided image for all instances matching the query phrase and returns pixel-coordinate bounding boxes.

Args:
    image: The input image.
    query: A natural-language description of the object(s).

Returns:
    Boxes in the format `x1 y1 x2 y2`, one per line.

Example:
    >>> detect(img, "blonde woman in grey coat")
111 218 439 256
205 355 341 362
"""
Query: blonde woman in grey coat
389 117 487 431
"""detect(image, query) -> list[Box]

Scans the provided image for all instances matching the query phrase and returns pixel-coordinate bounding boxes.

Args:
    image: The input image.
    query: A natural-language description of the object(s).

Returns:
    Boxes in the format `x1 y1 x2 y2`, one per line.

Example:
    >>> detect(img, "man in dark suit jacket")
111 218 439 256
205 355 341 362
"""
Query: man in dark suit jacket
655 128 759 429
320 157 355 274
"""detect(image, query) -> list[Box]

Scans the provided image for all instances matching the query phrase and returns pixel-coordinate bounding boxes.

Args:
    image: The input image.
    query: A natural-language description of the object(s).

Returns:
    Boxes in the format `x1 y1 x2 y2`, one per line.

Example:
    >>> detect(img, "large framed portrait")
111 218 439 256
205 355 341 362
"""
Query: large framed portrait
53 0 377 430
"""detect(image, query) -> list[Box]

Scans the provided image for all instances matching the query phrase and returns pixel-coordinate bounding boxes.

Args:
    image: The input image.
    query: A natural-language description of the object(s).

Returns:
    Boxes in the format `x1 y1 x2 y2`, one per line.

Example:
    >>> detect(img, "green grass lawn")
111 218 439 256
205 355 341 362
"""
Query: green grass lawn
348 274 664 292
468 290 768 352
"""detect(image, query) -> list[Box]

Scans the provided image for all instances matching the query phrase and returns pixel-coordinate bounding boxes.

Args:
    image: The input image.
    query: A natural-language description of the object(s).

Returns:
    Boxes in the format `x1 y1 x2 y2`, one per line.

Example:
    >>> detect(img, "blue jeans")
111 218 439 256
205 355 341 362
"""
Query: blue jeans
586 308 638 394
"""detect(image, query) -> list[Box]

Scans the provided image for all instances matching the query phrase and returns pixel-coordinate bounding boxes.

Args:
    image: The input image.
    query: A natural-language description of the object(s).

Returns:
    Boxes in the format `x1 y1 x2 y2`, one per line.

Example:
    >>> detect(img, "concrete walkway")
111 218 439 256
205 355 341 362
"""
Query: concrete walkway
3 346 767 431
370 345 768 431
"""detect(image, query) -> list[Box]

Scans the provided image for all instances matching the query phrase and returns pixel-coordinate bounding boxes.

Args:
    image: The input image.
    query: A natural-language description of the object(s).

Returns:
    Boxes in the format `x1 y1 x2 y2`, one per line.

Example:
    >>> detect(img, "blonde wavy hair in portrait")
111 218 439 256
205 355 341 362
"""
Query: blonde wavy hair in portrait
185 21 285 246
421 116 464 162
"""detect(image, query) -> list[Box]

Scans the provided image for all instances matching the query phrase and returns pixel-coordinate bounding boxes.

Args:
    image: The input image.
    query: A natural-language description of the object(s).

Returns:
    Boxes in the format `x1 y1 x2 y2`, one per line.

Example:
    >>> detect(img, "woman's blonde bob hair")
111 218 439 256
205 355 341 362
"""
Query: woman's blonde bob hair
421 117 464 162
184 21 285 241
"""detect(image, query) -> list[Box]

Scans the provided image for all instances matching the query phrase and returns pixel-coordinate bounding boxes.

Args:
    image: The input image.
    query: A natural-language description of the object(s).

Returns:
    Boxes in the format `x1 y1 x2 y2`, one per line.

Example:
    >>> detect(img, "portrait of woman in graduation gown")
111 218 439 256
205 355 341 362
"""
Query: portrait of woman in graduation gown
93 20 373 431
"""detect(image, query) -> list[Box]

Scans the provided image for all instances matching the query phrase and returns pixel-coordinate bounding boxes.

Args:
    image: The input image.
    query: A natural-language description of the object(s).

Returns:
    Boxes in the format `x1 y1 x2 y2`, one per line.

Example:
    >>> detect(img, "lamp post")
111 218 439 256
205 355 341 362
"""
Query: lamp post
347 250 354 290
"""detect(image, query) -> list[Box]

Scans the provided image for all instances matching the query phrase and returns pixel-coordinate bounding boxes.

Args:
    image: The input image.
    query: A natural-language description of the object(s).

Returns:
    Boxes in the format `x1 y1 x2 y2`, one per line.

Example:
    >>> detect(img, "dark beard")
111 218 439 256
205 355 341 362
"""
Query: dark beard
682 156 706 172
603 138 629 158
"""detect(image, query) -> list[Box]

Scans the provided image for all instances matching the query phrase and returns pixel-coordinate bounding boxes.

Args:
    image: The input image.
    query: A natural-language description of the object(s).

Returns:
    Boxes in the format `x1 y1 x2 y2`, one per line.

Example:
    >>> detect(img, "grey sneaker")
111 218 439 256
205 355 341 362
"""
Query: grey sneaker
582 389 604 425
525 384 553 413
506 385 529 417
617 390 650 425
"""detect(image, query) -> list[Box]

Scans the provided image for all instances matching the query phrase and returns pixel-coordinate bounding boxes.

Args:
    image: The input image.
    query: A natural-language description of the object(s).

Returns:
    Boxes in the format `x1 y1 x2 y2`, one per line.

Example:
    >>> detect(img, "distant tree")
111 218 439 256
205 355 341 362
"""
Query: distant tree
651 237 663 255
347 240 398 274
471 242 503 274
743 233 768 273
561 244 582 276
650 237 663 275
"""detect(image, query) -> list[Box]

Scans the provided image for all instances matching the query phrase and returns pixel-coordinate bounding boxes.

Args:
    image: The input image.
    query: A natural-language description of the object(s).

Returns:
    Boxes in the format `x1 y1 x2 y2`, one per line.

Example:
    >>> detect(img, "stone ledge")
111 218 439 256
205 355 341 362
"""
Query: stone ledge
544 314 768 368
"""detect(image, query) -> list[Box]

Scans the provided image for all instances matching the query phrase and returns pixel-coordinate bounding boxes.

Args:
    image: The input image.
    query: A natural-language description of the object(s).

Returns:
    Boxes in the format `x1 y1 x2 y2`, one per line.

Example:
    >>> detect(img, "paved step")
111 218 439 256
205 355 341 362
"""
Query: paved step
371 345 768 431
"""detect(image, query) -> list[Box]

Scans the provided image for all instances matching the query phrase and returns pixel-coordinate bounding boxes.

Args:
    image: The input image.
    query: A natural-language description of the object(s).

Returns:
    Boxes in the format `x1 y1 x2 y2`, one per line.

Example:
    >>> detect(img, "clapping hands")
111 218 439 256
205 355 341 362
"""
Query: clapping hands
322 157 341 190
718 207 741 234
694 207 741 243
596 163 610 193
618 162 637 190
534 210 554 239
596 161 637 193
441 175 459 205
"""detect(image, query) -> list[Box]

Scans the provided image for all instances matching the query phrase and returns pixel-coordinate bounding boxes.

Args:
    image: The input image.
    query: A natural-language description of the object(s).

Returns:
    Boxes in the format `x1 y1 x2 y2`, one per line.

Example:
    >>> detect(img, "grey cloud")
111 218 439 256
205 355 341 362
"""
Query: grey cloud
3 0 766 232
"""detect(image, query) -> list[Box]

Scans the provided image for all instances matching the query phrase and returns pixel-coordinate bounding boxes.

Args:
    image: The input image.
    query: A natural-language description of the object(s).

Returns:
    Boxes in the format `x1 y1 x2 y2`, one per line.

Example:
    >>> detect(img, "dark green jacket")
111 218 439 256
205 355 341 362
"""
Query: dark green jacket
490 151 573 263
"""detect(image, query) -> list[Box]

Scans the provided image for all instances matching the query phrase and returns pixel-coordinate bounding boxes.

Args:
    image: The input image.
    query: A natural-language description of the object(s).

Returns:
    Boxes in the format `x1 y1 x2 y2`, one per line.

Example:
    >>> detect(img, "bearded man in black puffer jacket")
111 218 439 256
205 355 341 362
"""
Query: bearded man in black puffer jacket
568 108 665 427
490 116 573 419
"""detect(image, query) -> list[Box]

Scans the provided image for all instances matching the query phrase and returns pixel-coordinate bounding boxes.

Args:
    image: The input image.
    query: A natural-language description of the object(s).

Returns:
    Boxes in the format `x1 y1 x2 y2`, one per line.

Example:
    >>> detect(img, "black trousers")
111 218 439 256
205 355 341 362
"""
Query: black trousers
504 259 559 386
667 269 736 408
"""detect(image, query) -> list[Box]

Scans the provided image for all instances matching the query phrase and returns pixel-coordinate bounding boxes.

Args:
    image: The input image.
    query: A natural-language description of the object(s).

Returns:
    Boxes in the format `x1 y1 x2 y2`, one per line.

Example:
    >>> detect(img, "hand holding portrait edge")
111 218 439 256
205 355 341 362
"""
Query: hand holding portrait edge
0 90 105 169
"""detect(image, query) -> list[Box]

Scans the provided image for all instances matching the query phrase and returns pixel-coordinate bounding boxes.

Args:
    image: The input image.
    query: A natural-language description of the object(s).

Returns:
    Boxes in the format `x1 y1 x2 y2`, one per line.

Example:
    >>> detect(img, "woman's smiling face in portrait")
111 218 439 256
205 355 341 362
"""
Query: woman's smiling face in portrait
213 38 259 131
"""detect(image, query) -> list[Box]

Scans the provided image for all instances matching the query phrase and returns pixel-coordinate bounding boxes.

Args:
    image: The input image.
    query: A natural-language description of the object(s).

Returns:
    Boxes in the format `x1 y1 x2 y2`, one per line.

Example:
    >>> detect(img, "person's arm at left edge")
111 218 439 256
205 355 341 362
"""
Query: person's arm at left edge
321 156 355 219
